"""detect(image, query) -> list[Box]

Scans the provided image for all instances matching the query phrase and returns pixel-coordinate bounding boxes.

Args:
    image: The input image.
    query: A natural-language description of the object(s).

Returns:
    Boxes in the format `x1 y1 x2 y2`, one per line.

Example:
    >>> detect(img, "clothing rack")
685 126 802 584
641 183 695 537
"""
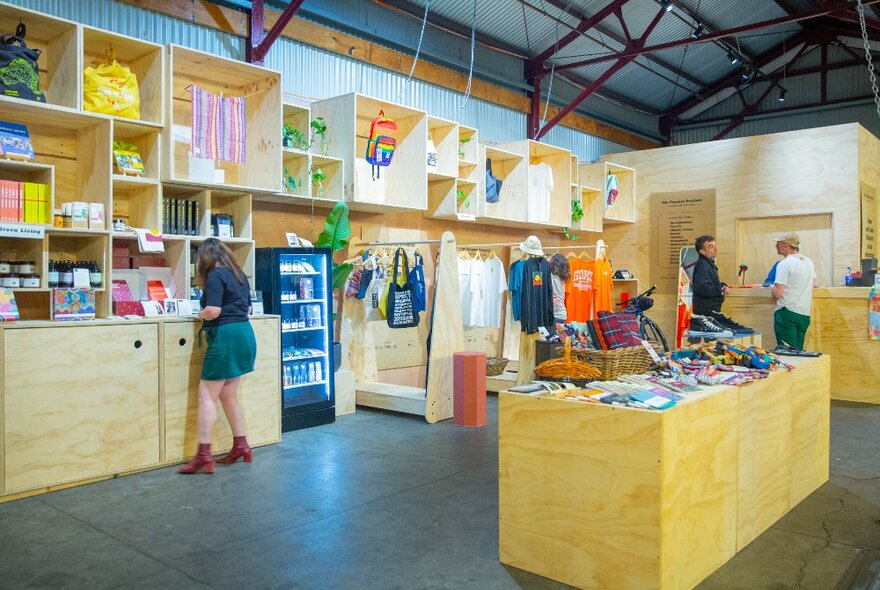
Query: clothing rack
339 231 463 423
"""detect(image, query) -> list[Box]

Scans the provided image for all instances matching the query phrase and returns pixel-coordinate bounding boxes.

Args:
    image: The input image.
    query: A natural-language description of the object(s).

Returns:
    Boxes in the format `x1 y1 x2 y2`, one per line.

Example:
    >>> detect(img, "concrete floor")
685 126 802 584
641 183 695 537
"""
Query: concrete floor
1 397 879 589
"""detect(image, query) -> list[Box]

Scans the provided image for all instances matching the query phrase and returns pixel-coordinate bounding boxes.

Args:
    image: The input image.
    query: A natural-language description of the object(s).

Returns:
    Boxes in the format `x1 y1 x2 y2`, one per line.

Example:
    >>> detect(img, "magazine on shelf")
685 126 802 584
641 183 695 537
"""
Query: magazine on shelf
0 121 34 160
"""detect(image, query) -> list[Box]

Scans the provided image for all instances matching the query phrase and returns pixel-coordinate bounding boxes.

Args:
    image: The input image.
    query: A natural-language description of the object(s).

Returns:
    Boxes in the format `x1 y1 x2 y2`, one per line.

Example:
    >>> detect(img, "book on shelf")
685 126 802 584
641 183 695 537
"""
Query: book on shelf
0 122 35 161
112 141 145 175
0 180 50 223
0 288 19 321
163 198 200 236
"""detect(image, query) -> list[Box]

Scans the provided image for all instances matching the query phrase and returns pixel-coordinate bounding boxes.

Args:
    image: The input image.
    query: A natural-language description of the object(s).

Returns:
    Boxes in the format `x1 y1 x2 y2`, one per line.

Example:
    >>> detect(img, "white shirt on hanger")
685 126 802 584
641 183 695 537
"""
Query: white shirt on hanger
458 257 475 326
528 162 554 224
468 258 485 327
480 257 507 328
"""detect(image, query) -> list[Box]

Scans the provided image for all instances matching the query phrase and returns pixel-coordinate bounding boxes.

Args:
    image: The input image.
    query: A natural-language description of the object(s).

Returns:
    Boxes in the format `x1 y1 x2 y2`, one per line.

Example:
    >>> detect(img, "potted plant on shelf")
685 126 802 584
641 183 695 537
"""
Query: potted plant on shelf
283 166 302 193
458 136 472 159
282 123 310 151
314 201 353 371
311 117 330 156
311 167 327 199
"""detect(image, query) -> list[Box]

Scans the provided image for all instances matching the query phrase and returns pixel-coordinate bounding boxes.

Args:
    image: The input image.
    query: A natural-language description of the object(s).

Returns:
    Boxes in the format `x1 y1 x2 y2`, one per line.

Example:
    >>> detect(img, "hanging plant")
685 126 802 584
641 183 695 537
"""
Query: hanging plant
458 136 472 158
571 199 584 223
311 167 327 198
283 166 302 193
311 117 330 155
456 189 470 210
562 227 581 241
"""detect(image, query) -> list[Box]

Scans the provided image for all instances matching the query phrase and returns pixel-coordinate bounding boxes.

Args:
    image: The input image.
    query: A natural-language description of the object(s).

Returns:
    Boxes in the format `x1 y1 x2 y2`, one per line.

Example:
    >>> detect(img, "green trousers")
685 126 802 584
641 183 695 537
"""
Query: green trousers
774 307 811 350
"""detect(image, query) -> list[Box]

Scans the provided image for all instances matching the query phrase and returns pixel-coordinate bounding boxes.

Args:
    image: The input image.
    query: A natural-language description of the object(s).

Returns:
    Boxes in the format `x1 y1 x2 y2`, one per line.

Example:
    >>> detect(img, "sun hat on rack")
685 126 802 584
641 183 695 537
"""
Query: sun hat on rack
520 235 544 256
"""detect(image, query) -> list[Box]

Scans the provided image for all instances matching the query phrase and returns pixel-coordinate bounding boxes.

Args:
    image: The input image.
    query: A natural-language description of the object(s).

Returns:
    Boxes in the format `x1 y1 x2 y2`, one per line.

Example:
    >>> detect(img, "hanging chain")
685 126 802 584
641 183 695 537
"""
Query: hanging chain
857 0 880 121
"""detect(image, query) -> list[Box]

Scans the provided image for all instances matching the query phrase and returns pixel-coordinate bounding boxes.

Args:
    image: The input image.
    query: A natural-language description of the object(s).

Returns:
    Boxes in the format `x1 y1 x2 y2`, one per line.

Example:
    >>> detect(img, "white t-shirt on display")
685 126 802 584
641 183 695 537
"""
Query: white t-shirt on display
480 257 507 328
528 162 553 224
774 253 816 316
468 259 485 327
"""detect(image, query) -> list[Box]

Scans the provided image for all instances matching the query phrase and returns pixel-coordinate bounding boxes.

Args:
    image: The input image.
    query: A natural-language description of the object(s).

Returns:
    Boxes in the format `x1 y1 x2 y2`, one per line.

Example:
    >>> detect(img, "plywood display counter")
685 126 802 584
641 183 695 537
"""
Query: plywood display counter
499 355 830 590
0 316 281 501
726 287 880 403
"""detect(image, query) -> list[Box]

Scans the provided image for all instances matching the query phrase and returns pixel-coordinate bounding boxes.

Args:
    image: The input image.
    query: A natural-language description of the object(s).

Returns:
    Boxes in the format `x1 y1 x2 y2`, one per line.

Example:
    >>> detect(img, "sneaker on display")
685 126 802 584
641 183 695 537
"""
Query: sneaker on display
688 314 735 338
771 343 823 357
710 311 756 335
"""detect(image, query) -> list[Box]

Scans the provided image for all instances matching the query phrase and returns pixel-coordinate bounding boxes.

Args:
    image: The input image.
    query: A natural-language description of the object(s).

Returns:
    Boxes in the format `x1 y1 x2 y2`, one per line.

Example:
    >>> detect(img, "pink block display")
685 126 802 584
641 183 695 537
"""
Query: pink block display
453 352 487 427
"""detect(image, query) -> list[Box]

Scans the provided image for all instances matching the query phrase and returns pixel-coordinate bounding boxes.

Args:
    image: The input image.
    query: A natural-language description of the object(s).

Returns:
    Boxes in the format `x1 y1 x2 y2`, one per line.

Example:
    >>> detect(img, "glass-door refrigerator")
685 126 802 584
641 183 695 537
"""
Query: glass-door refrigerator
256 247 335 431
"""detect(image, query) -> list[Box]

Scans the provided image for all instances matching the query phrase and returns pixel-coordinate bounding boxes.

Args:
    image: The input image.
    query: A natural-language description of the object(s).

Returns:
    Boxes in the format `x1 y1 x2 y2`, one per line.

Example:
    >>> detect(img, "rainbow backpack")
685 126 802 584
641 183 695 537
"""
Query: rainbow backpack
365 110 397 179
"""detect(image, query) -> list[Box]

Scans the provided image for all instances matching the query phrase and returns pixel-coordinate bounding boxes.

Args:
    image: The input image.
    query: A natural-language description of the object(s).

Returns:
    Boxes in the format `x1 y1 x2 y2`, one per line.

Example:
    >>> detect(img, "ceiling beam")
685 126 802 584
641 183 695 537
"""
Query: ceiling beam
547 0 880 73
528 0 630 69
247 0 304 64
662 27 823 129
683 93 876 127
534 7 667 140
535 0 707 89
713 79 783 139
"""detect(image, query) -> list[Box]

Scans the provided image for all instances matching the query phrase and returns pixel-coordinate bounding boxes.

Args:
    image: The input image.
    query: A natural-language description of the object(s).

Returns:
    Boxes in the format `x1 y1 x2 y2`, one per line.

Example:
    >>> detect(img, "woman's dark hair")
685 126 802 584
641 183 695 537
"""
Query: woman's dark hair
549 253 570 281
196 238 246 287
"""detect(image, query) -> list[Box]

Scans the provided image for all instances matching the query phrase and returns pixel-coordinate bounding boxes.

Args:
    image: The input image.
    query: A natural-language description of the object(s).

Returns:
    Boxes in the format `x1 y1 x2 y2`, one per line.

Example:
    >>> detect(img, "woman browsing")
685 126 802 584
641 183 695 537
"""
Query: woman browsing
179 238 257 474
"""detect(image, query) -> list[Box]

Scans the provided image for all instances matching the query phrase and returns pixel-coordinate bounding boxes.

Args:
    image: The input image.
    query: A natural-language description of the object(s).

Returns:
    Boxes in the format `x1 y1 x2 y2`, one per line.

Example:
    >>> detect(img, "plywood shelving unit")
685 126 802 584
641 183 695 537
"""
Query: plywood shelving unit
581 160 637 224
0 3 79 109
311 92 428 212
479 144 527 225
427 120 483 221
165 44 282 193
502 139 572 228
260 99 344 207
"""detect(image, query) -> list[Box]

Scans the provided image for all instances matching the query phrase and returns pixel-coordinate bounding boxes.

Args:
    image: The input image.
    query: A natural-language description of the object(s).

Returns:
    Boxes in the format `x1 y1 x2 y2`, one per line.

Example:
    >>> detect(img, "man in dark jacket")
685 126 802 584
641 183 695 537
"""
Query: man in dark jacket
692 235 728 315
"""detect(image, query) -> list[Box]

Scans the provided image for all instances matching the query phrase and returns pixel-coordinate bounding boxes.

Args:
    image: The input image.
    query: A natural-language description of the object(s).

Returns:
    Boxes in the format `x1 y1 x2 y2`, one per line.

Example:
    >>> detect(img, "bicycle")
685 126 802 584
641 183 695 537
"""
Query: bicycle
616 285 670 353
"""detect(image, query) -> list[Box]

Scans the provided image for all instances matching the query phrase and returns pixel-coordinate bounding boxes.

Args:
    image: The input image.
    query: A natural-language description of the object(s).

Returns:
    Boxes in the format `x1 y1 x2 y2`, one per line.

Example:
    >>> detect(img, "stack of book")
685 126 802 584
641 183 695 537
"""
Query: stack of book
0 181 51 224
163 197 200 235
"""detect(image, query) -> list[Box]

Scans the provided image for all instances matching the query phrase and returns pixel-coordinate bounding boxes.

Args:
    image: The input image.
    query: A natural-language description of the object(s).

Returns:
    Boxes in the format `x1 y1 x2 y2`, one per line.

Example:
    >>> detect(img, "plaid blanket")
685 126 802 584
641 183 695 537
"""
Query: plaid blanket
191 86 217 160
597 311 642 349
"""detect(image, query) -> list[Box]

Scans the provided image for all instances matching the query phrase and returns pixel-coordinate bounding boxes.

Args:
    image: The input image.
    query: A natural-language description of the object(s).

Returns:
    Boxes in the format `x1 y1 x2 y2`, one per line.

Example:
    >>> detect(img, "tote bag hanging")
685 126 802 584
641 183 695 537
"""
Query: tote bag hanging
386 247 420 329
83 46 140 119
0 23 46 103
486 158 503 204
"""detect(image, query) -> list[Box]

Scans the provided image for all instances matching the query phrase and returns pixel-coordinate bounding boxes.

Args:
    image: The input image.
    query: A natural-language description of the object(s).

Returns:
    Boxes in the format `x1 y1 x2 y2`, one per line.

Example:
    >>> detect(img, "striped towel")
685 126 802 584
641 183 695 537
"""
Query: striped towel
218 94 246 163
191 87 246 163
191 86 218 160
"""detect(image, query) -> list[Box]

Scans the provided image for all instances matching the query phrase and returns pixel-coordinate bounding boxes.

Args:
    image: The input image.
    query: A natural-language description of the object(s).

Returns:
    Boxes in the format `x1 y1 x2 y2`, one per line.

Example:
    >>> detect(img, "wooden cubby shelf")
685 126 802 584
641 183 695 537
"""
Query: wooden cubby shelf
570 154 579 188
311 92 428 212
479 145 526 225
502 139 572 228
82 27 164 125
310 154 344 203
281 99 311 151
428 115 459 179
575 184 604 233
0 2 78 110
581 160 637 224
165 44 282 194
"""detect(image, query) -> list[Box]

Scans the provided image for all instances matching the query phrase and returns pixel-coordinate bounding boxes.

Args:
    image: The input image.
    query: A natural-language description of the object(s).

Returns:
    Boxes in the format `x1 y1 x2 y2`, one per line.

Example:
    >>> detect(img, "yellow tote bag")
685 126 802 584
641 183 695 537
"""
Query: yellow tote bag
83 48 140 119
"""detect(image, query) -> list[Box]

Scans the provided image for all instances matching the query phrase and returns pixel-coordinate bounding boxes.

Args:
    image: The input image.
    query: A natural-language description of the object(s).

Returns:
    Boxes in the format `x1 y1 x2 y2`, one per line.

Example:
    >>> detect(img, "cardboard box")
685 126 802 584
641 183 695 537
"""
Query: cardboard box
71 201 89 229
89 203 105 230
112 256 130 270
131 256 166 269
51 288 96 321
113 300 144 316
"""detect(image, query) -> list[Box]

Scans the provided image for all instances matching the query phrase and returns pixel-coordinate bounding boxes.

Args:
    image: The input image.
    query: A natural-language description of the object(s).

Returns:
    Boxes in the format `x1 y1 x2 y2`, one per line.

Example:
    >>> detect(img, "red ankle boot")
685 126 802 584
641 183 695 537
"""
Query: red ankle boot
178 443 215 474
217 436 252 464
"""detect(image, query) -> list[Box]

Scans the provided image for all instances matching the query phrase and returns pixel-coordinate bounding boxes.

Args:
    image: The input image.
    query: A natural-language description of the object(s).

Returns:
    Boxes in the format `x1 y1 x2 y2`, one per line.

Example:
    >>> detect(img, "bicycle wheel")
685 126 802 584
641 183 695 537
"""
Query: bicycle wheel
641 317 670 353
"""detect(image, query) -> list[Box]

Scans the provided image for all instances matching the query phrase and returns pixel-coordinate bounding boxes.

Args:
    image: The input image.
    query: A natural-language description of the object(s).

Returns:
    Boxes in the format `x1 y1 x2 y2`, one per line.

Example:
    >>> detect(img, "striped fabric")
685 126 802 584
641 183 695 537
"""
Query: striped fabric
218 94 246 163
191 86 217 160
190 86 246 164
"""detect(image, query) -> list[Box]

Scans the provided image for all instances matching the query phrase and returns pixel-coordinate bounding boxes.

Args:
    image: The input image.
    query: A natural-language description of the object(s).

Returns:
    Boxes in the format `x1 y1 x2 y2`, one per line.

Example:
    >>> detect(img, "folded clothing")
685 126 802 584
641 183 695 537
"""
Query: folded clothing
597 311 642 349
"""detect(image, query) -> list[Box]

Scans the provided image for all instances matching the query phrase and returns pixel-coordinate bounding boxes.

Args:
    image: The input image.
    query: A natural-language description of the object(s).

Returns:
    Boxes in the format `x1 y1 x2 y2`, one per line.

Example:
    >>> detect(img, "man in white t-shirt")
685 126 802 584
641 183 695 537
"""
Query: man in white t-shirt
771 232 816 350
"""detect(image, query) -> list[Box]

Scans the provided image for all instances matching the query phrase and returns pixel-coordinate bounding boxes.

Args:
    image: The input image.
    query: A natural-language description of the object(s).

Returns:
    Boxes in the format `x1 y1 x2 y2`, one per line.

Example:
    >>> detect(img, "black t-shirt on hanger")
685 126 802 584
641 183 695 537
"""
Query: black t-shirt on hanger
520 256 554 333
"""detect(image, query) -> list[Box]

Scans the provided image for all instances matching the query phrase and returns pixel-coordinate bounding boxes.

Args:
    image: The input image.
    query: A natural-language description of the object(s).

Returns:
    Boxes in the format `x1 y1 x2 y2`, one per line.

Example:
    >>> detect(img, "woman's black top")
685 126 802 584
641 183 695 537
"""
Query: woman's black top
200 267 251 327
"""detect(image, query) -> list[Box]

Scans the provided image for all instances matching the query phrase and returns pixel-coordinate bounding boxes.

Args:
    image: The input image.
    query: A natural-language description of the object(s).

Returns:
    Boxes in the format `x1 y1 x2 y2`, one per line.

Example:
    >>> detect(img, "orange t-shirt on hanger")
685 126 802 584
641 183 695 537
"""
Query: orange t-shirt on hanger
565 258 595 322
592 257 613 313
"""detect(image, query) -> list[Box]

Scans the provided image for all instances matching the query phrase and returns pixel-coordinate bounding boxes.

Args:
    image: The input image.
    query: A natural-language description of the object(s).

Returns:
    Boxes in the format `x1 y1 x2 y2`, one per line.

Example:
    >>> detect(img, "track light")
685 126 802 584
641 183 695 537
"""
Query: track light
661 0 673 12
690 23 704 39
778 88 787 102
728 51 739 65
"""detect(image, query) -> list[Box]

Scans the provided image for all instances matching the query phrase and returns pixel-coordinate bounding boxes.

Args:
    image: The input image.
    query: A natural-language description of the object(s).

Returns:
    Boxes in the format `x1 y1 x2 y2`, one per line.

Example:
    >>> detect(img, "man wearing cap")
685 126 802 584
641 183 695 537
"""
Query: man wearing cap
771 232 816 350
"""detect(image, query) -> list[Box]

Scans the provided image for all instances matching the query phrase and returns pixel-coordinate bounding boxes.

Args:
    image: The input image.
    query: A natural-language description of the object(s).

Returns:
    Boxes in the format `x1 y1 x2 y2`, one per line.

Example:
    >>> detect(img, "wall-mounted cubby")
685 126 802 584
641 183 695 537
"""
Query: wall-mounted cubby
0 97 112 220
479 144 527 225
570 154 579 188
281 98 311 152
501 140 572 228
311 93 428 212
427 116 459 180
0 2 79 110
581 161 637 224
576 184 604 233
112 120 162 182
82 27 164 126
112 181 160 230
165 44 282 193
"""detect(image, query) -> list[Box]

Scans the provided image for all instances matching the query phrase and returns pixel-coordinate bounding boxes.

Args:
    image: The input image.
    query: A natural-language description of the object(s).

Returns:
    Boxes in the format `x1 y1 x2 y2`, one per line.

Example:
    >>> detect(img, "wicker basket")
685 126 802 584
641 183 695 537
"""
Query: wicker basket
567 341 661 381
486 357 510 377
535 341 601 382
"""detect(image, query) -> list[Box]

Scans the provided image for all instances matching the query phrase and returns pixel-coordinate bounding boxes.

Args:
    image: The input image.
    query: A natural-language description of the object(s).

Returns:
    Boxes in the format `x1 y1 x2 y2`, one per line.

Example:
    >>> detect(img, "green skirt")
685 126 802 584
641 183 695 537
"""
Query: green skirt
201 321 257 381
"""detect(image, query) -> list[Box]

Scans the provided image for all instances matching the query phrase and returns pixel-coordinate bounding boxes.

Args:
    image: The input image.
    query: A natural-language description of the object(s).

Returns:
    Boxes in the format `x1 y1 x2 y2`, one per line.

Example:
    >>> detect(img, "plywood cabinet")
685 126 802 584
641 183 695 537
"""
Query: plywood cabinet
163 317 280 463
3 323 160 495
